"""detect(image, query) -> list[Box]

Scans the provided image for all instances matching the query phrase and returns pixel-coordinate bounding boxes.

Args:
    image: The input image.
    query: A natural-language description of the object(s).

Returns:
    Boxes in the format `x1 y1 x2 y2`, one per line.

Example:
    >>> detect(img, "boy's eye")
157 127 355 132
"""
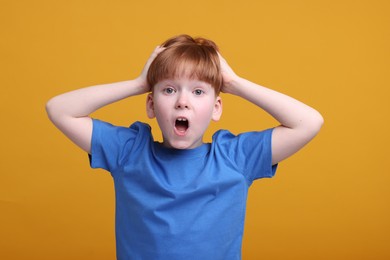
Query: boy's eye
194 89 204 95
164 87 176 94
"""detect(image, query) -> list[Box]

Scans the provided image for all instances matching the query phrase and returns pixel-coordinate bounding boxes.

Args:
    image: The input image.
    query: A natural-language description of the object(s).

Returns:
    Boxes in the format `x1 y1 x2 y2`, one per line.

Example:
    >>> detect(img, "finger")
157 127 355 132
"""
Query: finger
217 52 225 60
153 46 166 55
146 46 166 66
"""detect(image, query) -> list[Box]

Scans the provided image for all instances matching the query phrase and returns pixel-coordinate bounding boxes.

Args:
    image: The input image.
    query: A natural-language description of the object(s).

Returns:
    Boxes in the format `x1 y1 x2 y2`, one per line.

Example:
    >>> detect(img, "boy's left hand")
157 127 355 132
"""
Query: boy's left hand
218 53 240 94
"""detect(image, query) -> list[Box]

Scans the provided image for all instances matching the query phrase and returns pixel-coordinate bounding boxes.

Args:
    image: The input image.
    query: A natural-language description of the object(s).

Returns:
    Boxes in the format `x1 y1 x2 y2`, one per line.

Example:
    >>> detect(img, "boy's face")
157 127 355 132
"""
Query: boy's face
146 77 222 149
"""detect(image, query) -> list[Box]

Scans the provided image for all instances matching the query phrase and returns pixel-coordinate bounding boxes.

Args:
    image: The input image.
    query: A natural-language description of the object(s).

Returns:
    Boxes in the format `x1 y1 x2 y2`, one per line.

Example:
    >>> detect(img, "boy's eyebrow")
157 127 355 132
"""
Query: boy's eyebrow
156 78 212 88
157 79 176 84
153 80 173 87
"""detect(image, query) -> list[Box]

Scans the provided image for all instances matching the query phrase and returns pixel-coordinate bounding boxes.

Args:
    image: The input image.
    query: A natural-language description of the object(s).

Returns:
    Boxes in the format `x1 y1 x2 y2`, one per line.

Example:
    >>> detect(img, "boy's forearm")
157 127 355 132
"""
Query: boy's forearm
227 76 323 130
46 46 164 120
219 54 322 131
46 78 146 119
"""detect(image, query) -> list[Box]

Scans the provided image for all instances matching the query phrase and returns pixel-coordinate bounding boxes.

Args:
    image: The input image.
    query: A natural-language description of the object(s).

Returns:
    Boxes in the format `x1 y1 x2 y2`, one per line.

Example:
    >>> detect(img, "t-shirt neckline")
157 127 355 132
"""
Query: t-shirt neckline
152 142 211 159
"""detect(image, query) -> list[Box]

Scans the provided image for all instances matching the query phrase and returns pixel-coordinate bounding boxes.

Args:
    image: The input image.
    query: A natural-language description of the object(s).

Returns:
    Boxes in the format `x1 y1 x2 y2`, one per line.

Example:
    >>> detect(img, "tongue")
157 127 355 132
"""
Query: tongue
176 120 188 132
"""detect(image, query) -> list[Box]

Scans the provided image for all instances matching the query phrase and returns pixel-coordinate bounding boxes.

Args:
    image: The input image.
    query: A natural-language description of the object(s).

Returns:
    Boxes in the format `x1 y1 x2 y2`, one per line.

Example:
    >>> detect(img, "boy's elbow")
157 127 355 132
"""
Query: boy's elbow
316 111 324 128
308 110 324 136
45 98 55 119
45 97 62 122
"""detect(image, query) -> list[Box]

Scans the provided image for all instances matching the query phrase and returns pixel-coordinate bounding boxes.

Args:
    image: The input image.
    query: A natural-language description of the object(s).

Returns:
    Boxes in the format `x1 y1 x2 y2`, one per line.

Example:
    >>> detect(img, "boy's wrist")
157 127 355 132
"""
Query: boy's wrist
133 77 151 95
222 75 244 95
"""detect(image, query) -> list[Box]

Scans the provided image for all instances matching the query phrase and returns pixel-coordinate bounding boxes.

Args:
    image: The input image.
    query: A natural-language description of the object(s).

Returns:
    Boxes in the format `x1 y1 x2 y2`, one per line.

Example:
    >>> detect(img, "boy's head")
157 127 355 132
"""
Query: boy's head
146 35 223 150
147 34 223 94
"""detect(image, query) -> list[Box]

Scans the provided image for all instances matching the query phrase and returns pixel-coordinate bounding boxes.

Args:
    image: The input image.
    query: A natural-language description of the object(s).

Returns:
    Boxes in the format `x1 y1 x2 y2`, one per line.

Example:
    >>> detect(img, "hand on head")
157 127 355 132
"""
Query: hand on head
218 53 239 94
137 46 166 93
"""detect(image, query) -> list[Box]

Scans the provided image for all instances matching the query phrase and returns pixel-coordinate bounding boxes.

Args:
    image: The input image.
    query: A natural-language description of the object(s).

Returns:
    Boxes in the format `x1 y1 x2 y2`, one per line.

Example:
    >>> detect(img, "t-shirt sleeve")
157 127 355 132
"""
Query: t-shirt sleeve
89 119 146 173
213 128 277 184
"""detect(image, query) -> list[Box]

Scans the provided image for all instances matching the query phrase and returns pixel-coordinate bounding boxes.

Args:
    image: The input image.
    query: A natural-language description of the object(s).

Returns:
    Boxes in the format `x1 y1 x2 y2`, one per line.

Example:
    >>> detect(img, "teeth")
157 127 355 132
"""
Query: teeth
177 118 187 121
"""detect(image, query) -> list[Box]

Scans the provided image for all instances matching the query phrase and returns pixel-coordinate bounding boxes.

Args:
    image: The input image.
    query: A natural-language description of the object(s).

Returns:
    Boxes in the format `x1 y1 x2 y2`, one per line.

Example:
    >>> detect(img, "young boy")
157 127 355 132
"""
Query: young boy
46 35 323 259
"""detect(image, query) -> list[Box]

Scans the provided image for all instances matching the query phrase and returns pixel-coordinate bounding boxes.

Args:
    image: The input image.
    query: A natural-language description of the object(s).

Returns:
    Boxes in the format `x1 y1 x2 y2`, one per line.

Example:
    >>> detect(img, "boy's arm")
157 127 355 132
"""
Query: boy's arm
219 54 324 165
46 47 164 154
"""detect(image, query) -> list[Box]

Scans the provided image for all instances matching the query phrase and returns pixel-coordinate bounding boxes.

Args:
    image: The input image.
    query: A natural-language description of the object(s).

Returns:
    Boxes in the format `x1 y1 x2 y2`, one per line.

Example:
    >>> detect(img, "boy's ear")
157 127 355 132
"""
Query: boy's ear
212 96 223 122
146 93 155 119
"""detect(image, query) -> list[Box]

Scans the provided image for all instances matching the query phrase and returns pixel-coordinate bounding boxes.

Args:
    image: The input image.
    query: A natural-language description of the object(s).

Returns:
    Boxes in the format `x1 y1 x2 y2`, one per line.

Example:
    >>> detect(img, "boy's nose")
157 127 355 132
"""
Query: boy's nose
175 93 189 109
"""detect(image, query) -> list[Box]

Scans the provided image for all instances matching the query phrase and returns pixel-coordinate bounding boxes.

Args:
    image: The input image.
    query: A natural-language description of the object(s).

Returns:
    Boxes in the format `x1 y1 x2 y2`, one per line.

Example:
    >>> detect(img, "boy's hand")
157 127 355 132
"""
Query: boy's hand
218 53 240 94
136 46 166 93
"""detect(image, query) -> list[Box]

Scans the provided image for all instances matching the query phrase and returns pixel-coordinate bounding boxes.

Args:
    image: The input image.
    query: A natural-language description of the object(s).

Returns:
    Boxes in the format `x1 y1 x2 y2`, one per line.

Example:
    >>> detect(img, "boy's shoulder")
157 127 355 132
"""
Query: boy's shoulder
92 119 153 149
212 127 274 143
93 119 151 132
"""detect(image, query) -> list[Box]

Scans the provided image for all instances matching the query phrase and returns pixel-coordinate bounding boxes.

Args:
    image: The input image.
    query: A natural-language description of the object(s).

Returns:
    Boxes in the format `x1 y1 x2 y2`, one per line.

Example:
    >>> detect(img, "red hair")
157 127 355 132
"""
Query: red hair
147 35 222 94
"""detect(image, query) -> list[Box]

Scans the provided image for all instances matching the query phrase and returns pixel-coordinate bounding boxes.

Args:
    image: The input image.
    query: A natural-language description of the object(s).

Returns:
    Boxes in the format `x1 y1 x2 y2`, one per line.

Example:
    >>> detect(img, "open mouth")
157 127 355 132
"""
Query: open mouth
175 117 189 133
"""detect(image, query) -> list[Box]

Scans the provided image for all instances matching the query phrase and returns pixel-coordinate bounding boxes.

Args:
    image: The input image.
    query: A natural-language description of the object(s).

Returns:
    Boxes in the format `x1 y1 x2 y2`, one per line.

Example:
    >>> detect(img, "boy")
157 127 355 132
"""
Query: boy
46 34 323 259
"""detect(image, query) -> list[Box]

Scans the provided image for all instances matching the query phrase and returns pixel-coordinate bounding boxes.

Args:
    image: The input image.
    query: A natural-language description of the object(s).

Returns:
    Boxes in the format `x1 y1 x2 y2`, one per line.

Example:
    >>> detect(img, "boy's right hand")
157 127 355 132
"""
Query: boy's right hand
136 46 166 93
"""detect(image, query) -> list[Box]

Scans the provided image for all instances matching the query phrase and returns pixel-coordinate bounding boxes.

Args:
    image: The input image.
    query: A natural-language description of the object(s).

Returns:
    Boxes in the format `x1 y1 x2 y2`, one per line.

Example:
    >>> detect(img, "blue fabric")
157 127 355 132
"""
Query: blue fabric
90 119 277 260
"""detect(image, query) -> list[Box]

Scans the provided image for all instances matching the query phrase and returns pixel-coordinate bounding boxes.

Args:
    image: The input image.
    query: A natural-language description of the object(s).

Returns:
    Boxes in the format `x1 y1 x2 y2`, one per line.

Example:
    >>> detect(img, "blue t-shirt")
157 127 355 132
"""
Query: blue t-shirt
90 119 277 260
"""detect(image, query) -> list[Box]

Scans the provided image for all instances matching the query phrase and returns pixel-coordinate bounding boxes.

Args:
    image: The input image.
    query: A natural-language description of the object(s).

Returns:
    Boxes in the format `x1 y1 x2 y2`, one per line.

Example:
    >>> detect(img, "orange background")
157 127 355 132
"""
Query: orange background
1 0 390 259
